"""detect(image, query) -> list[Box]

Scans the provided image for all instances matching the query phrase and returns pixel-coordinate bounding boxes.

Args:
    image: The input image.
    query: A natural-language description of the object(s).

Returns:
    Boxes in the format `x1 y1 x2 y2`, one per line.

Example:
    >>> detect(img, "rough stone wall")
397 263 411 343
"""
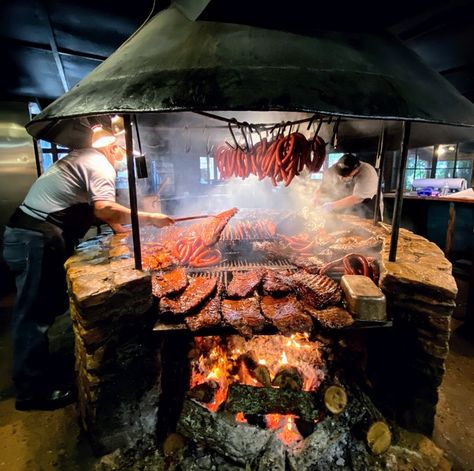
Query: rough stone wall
377 227 456 434
65 234 160 455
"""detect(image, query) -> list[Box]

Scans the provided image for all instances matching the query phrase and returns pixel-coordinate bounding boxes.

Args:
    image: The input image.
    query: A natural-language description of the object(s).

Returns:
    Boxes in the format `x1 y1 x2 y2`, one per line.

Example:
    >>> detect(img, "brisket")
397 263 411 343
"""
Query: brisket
304 305 354 329
226 270 265 298
160 276 217 315
260 295 313 335
151 267 188 298
289 272 342 308
221 298 266 337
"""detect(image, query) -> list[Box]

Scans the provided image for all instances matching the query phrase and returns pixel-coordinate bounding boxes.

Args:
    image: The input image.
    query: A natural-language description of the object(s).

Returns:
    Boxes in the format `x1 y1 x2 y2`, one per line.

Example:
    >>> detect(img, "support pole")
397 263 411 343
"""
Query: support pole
373 122 386 225
389 121 412 262
123 114 142 270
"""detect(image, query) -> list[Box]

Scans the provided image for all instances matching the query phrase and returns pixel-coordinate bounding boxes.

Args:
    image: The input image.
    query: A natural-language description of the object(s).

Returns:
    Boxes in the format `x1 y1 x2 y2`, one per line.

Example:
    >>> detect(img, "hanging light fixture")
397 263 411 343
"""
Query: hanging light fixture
111 115 125 136
91 125 116 148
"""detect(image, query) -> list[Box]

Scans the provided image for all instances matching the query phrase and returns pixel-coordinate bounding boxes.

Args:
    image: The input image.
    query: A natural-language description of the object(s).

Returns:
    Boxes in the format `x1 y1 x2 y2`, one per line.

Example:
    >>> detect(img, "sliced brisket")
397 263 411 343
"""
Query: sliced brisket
262 270 291 295
260 295 313 335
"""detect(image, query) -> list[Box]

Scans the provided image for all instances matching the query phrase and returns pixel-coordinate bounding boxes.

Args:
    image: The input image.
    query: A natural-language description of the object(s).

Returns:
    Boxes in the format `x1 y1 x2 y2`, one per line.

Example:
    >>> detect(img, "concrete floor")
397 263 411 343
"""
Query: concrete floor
1 294 473 470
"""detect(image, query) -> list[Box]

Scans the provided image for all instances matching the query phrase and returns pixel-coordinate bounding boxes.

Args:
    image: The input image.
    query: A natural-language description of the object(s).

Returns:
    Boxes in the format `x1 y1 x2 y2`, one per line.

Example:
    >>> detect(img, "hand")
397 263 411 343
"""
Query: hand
321 202 334 213
148 213 175 228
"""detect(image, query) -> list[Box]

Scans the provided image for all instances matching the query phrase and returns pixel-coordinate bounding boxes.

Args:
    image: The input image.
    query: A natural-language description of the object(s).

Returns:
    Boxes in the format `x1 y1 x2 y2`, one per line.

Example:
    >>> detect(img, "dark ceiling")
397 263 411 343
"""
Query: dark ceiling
1 0 474 107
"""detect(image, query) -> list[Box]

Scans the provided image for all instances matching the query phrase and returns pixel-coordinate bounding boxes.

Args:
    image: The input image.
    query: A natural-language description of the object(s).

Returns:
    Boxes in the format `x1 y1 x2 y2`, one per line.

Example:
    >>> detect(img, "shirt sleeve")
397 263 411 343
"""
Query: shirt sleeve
353 164 378 199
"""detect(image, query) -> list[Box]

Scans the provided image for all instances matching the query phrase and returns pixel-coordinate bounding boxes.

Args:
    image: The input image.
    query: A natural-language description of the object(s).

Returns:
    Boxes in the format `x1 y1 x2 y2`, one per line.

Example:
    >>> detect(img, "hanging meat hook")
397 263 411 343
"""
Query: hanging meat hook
227 119 246 152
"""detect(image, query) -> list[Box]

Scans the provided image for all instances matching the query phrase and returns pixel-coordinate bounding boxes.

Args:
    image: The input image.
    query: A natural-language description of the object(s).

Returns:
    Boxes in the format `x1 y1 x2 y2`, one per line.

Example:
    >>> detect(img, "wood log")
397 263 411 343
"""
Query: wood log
272 366 303 391
225 384 320 421
323 384 348 415
187 380 219 404
365 421 392 455
240 352 272 387
177 399 273 466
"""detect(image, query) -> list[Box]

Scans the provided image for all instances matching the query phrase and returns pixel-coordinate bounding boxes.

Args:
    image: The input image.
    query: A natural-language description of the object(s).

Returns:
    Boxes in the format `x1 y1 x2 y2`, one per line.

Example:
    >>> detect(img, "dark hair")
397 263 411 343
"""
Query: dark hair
334 153 361 177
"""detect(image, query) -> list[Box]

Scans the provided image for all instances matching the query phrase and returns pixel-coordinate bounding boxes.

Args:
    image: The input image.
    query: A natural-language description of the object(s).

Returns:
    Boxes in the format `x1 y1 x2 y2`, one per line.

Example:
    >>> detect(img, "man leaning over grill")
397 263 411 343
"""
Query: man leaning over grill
313 153 381 219
2 128 174 411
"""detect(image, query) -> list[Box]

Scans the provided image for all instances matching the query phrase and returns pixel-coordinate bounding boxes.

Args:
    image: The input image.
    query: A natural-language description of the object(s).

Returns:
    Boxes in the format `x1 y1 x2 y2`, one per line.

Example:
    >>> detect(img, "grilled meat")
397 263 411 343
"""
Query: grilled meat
183 207 238 247
262 270 292 295
252 240 288 261
152 267 188 298
260 295 313 335
160 276 217 315
288 255 325 274
329 235 382 255
304 305 354 329
185 292 222 331
288 272 342 309
226 270 265 298
221 298 266 337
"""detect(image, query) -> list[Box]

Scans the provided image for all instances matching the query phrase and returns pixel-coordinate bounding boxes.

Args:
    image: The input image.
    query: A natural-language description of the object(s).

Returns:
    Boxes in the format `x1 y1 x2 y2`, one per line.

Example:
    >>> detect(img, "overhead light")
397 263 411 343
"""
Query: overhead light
91 125 116 148
436 146 446 156
111 115 125 136
448 145 455 151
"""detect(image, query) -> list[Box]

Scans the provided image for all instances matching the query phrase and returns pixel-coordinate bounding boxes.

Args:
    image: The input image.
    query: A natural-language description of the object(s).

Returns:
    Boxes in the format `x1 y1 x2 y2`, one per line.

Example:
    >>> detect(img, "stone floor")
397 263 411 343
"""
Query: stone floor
0 293 473 470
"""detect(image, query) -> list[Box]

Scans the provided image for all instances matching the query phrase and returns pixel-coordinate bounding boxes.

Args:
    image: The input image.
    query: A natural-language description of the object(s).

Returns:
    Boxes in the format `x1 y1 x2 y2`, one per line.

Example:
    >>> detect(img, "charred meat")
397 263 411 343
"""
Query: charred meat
304 305 354 329
262 270 292 295
260 295 313 335
289 272 342 309
226 270 265 298
160 276 217 315
185 292 222 331
152 267 188 298
221 298 266 337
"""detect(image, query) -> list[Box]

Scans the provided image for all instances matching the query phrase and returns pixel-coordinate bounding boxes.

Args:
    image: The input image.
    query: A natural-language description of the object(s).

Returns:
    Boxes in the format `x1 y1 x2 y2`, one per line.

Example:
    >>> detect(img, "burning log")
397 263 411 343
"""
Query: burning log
177 399 274 466
272 366 303 391
240 352 272 387
225 384 320 421
187 380 219 404
323 384 348 414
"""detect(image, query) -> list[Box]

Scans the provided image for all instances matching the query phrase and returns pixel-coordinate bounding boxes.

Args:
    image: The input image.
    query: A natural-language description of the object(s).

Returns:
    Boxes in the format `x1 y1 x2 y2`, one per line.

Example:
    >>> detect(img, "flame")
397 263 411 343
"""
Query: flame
235 412 247 423
280 351 288 365
265 414 302 446
258 359 267 365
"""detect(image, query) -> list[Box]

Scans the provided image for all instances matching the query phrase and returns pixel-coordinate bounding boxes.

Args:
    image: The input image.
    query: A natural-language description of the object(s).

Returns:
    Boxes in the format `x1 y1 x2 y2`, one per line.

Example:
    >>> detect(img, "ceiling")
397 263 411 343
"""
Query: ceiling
1 0 474 108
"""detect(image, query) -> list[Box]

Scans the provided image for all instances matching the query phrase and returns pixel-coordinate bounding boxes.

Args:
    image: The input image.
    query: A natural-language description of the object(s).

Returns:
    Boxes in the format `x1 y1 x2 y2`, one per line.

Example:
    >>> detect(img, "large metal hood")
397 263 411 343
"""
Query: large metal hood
26 5 474 148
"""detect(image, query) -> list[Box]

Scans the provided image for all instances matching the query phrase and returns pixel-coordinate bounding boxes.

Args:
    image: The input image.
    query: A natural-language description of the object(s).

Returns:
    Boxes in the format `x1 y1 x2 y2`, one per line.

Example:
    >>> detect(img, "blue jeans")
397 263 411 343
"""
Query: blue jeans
3 226 69 397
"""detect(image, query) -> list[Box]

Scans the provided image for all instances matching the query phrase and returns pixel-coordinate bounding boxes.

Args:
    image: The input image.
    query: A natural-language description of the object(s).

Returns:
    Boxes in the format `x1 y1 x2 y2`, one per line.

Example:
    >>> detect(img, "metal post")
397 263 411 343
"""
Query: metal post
123 114 142 270
373 122 386 225
389 121 412 262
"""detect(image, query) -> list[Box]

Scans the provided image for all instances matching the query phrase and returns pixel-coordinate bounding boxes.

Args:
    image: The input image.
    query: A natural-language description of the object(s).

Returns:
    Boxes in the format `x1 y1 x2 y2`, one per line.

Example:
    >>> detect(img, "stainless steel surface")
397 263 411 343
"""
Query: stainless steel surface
341 274 387 321
26 6 474 148
0 101 37 236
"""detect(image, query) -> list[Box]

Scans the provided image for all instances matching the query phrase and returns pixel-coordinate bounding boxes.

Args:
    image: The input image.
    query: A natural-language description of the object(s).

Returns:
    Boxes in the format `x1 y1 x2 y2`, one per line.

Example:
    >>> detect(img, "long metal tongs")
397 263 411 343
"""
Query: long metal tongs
173 214 217 222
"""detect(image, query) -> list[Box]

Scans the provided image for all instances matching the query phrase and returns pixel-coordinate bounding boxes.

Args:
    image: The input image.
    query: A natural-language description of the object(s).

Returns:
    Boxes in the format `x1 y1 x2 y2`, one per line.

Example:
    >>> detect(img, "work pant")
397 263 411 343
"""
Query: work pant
2 226 69 397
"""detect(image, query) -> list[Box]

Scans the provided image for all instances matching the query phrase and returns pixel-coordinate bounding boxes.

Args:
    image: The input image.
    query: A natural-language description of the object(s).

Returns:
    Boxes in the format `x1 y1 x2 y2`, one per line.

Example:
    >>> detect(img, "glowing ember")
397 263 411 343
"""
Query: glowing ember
235 412 247 423
280 351 288 365
265 414 302 446
258 359 267 365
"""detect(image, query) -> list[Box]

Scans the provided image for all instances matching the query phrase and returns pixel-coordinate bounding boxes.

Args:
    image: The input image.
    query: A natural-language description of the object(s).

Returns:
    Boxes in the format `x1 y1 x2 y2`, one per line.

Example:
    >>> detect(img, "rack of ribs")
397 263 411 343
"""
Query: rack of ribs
289 272 342 309
160 276 217 315
262 270 292 295
260 295 313 335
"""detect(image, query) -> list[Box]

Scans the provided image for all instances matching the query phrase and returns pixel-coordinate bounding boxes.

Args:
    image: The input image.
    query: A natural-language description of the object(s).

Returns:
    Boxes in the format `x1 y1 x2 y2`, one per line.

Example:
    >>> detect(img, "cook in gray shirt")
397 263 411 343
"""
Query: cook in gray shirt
313 153 381 218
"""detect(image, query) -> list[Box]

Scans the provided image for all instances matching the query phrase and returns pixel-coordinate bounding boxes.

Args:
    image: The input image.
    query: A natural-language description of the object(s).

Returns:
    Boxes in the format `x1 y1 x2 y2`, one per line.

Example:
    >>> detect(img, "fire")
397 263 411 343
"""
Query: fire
265 414 302 446
280 351 288 365
235 412 247 423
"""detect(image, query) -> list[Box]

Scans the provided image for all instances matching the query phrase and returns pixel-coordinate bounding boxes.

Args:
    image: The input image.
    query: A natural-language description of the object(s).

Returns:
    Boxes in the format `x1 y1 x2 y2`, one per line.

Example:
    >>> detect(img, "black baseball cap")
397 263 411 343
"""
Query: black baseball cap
335 153 361 177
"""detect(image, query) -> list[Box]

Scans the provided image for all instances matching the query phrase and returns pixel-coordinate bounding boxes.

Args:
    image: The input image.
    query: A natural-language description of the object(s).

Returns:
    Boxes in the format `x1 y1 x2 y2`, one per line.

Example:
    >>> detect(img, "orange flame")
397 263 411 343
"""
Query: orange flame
265 414 302 446
235 412 247 423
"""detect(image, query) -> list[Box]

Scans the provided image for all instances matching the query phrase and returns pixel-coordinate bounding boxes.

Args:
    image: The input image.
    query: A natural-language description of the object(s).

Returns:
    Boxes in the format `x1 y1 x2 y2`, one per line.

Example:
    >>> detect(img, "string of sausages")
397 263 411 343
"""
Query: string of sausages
171 236 222 268
280 233 315 255
215 132 326 186
319 254 372 278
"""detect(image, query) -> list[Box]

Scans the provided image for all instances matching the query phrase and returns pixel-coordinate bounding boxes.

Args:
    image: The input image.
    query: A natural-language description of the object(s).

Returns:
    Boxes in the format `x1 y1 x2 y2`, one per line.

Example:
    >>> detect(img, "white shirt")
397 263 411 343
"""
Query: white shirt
21 148 116 221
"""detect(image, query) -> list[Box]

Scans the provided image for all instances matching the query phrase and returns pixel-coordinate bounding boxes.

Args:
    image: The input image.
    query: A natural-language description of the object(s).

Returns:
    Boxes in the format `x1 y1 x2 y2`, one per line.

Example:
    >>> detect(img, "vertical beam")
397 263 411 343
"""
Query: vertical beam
389 121 412 262
453 143 459 177
124 115 142 270
373 122 386 224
